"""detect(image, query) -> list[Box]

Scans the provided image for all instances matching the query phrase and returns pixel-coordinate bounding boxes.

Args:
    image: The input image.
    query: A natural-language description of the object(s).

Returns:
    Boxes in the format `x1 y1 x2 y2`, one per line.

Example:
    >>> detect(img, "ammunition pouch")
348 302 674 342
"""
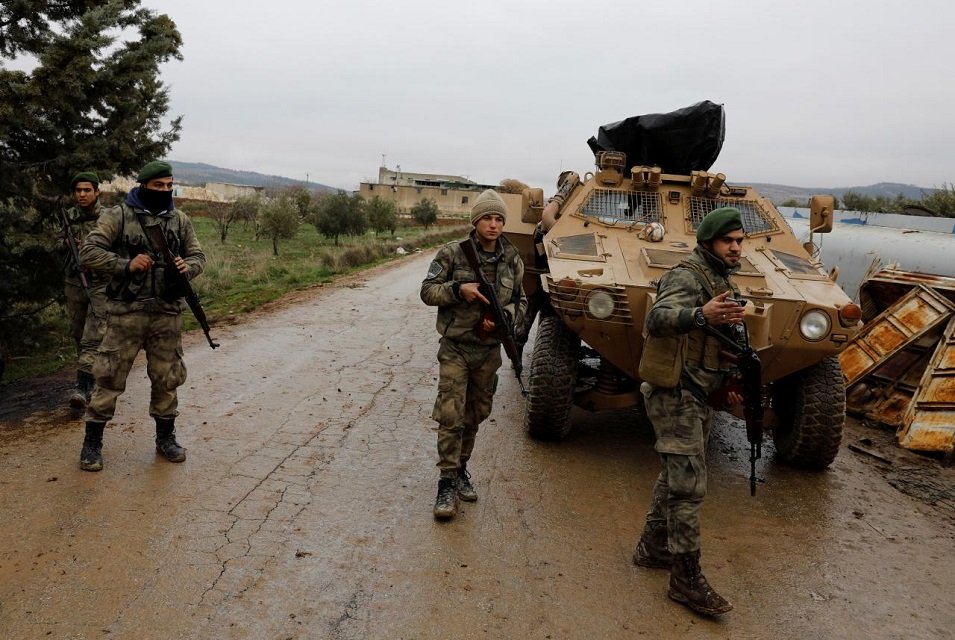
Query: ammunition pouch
106 270 146 303
638 333 688 388
161 266 186 303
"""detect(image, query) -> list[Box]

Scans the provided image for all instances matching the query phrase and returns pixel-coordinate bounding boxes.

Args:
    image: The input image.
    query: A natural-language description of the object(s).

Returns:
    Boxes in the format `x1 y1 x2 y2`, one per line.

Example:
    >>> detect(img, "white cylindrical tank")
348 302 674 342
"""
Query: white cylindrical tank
785 216 955 300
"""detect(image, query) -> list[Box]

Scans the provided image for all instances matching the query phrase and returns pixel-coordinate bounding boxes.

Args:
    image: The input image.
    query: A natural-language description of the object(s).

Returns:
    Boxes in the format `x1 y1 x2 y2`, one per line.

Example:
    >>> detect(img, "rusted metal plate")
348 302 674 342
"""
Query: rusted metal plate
940 345 955 370
898 412 955 453
920 376 955 403
865 391 914 427
841 285 954 386
898 316 955 453
840 343 877 383
860 269 955 320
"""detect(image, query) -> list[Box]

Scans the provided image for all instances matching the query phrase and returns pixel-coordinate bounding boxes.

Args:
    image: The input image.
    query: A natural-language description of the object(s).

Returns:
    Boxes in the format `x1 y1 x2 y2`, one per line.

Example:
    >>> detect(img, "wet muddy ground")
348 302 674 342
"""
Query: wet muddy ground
0 252 953 640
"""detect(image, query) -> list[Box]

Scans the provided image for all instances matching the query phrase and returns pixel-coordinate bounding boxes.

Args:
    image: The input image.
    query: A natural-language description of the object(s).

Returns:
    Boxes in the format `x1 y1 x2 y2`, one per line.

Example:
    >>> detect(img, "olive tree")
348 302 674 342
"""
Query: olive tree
411 198 439 228
366 196 398 235
312 191 367 246
259 196 300 256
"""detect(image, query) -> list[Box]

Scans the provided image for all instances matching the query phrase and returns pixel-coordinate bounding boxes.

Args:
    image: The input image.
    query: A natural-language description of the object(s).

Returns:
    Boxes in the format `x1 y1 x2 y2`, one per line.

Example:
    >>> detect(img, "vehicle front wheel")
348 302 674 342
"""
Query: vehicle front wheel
771 356 845 469
524 314 580 440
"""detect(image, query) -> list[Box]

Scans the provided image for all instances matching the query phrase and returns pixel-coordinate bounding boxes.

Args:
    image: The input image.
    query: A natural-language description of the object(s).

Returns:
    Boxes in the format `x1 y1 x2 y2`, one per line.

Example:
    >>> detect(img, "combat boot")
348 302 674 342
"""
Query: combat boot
80 421 105 471
456 464 478 502
668 550 733 615
155 417 187 463
633 521 672 569
433 477 458 520
68 371 91 411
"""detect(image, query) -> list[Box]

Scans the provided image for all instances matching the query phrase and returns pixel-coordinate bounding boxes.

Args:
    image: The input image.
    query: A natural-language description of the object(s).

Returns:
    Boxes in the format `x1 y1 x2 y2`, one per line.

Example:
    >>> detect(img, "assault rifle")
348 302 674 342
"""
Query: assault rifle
705 306 763 496
59 208 91 294
142 223 220 349
459 236 527 396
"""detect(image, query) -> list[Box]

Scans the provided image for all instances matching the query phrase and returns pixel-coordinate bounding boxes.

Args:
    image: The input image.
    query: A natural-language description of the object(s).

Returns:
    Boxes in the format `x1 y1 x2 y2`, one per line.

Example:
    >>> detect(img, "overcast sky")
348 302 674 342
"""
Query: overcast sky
141 0 954 192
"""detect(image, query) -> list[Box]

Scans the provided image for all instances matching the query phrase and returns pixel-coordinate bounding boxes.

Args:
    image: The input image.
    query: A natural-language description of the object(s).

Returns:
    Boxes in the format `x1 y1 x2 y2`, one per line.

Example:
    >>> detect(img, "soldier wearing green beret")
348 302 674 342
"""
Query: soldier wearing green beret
632 206 747 615
63 171 108 410
78 160 206 472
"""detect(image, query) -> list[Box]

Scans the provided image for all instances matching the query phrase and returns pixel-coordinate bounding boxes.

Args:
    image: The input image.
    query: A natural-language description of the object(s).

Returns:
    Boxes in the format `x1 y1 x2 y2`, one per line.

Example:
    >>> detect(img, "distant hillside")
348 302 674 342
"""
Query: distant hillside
168 161 937 207
171 161 340 194
748 181 937 206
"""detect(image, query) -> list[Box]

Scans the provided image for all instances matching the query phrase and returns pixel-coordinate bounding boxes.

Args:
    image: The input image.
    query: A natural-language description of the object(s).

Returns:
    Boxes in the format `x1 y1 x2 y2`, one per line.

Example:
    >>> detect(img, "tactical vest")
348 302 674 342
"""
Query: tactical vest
638 259 739 389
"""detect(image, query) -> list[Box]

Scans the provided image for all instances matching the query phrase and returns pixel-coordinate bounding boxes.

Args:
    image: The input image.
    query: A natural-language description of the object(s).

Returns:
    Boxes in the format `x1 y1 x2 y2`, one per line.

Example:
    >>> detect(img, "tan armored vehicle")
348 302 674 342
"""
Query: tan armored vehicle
504 102 863 469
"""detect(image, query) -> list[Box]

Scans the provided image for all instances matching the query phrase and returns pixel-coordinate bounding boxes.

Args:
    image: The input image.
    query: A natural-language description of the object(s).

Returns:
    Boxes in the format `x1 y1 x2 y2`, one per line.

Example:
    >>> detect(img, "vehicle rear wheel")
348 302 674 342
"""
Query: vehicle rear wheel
524 314 580 440
771 356 845 469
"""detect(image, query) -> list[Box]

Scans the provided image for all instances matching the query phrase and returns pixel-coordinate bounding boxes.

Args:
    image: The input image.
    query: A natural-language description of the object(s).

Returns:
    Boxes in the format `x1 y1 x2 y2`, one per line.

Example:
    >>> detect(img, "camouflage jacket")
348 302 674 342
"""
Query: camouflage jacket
63 200 109 287
420 232 527 347
645 245 741 401
80 190 205 315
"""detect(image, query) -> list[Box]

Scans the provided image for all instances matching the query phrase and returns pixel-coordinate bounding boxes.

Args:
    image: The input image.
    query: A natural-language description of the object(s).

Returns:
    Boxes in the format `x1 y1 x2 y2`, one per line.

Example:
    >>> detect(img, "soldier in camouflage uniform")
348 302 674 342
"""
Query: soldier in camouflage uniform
78 161 206 472
634 207 748 615
421 189 527 520
63 172 109 410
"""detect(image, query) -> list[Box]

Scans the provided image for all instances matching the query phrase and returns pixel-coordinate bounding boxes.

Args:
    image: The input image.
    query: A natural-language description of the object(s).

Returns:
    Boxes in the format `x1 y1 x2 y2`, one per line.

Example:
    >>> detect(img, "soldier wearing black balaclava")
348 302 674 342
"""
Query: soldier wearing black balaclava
78 161 206 472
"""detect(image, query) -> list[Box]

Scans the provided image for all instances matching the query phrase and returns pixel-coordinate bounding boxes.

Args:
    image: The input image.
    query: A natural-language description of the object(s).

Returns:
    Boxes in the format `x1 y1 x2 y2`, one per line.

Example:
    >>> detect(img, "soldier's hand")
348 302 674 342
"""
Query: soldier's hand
174 256 189 275
128 253 154 273
481 317 496 333
459 282 490 305
703 291 745 326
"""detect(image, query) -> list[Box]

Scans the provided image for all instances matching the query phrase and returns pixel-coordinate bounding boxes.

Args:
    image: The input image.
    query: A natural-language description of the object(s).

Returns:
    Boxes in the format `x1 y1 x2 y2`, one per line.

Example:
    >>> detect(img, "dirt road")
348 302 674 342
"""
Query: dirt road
1 251 953 640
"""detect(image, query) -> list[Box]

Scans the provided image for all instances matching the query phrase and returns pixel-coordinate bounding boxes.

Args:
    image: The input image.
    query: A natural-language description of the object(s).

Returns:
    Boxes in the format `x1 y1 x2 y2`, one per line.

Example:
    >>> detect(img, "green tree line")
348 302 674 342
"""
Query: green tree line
781 183 955 216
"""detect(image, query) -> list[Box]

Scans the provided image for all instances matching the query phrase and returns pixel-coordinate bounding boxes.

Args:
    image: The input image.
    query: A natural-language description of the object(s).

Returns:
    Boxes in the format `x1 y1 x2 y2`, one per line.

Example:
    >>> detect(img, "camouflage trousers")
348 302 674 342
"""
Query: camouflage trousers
85 310 187 423
640 383 713 555
64 281 108 373
432 338 501 478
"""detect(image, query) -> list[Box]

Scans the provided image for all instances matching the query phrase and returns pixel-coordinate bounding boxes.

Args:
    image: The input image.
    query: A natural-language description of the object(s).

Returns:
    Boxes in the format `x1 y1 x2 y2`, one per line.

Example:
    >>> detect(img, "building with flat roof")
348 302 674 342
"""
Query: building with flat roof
358 166 501 217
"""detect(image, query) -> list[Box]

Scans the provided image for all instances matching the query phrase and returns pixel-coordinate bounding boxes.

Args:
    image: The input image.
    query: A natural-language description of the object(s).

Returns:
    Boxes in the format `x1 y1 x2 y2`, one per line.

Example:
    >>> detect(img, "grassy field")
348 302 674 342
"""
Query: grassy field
3 217 469 384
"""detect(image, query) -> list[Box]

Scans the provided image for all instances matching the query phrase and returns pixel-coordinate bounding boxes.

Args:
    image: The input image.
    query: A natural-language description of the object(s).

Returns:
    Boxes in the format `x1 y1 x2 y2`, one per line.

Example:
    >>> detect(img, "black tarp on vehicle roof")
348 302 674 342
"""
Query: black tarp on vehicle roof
586 100 725 174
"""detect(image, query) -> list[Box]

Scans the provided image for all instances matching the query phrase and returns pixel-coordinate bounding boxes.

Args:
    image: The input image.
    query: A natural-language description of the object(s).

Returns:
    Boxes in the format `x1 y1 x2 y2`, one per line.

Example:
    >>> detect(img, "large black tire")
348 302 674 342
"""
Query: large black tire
524 314 580 440
771 356 845 469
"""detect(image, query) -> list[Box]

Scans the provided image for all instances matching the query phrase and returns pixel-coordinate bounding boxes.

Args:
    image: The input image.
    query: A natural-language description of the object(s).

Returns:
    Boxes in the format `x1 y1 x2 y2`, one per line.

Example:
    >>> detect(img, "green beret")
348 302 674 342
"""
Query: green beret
696 206 744 242
70 171 100 188
137 160 173 183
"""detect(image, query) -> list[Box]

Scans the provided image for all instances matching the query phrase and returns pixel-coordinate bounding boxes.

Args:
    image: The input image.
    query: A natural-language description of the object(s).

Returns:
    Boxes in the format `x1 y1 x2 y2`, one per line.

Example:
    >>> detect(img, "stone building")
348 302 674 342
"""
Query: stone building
358 166 502 218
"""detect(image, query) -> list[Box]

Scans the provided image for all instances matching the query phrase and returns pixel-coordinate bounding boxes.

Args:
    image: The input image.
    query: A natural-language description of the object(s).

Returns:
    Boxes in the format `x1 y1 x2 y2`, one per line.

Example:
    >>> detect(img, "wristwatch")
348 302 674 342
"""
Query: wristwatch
693 307 707 327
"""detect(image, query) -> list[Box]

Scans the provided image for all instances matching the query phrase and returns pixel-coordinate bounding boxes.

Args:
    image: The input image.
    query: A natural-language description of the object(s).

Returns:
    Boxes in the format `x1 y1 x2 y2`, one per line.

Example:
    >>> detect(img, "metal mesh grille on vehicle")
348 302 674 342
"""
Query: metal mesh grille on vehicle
546 277 633 325
687 197 777 235
580 189 663 225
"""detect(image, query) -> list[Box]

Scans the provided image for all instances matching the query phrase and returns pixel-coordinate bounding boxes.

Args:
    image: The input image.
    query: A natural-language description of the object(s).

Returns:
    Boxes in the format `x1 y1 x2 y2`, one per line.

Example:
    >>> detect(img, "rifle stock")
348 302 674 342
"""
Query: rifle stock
459 237 526 396
142 223 219 349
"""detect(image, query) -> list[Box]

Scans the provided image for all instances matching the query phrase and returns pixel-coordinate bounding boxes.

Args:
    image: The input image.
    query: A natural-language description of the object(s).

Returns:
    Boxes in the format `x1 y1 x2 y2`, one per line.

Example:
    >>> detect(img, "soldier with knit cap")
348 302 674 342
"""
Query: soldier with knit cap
78 160 206 472
421 189 527 519
632 206 747 615
63 171 109 410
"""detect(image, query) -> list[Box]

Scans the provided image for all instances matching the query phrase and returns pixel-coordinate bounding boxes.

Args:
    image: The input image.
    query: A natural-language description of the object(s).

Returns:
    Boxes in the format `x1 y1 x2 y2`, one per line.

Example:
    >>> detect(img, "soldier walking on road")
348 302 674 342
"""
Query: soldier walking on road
62 172 108 410
421 190 527 520
633 207 748 615
77 161 206 472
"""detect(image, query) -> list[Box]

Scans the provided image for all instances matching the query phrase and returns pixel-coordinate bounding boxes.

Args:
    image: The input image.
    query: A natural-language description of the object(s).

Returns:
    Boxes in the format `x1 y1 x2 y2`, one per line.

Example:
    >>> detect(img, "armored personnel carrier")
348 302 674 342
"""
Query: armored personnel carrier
504 102 863 468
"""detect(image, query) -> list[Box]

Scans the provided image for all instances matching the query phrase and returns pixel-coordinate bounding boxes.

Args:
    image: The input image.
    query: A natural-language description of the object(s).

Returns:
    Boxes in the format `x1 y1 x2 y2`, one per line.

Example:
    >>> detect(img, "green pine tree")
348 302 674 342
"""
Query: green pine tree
0 1 183 375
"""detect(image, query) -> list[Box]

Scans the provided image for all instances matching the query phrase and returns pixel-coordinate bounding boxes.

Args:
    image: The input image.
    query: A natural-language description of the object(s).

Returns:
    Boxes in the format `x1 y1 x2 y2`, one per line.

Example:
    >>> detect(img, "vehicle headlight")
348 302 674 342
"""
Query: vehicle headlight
799 309 831 341
586 290 615 320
